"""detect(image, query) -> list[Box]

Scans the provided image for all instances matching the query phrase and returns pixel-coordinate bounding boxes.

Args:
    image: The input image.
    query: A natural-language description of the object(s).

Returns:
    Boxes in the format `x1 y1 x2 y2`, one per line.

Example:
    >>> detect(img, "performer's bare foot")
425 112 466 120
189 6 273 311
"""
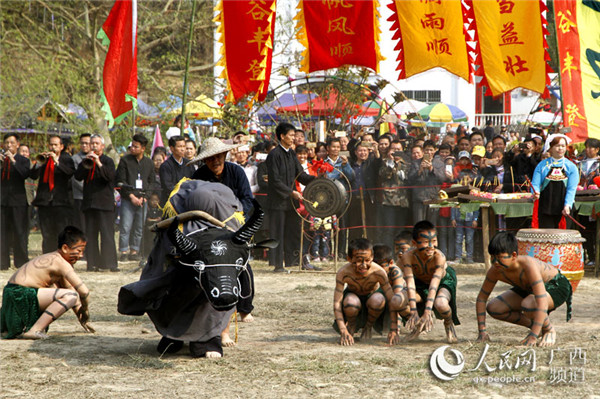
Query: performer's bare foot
539 327 556 347
221 332 236 347
240 313 254 323
206 351 222 358
444 320 458 344
360 326 373 341
22 330 49 340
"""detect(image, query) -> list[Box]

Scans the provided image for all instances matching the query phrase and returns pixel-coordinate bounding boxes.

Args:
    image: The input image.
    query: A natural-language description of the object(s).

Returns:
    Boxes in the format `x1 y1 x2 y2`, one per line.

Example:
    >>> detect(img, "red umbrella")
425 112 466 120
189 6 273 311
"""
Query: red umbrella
275 91 358 117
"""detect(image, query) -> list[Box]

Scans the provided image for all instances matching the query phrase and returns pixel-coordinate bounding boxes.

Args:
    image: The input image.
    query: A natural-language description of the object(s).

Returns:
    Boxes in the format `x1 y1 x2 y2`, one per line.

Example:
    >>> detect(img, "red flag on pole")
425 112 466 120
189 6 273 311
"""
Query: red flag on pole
150 124 164 159
98 0 138 128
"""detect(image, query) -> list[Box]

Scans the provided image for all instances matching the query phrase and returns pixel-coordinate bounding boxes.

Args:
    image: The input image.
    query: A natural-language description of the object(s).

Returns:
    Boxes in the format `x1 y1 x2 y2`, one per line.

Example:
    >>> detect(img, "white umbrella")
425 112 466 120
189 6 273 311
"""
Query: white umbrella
392 99 429 115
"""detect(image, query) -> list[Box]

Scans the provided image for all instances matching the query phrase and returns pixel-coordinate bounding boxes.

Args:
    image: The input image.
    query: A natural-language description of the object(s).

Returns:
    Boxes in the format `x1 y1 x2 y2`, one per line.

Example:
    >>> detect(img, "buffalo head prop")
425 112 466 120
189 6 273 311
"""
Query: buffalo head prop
166 200 276 311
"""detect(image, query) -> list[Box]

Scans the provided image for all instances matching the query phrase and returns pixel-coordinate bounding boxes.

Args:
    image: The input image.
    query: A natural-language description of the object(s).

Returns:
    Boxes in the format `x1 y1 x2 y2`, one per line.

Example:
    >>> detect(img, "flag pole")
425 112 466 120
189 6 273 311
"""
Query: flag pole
180 0 198 136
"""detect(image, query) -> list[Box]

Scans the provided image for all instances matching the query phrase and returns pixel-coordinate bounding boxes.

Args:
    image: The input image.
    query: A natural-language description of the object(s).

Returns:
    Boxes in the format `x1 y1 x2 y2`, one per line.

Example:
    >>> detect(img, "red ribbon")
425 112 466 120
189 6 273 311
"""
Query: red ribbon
86 162 96 183
43 157 55 192
1 157 10 180
309 159 334 175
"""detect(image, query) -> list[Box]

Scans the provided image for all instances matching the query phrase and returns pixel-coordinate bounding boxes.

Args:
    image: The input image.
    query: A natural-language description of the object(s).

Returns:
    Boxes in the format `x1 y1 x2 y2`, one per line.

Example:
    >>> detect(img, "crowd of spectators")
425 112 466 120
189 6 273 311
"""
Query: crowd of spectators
2 120 596 272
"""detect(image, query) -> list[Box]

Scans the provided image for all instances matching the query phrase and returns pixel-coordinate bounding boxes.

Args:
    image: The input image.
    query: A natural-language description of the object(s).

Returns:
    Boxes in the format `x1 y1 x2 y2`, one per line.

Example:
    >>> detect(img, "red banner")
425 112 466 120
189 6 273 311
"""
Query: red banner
388 0 473 82
469 0 552 97
296 0 382 73
215 0 276 103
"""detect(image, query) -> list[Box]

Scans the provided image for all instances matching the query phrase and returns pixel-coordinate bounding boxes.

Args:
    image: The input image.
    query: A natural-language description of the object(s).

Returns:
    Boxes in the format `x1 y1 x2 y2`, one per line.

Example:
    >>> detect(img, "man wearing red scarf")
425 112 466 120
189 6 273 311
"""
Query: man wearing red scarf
1 133 31 269
74 134 118 272
30 135 75 254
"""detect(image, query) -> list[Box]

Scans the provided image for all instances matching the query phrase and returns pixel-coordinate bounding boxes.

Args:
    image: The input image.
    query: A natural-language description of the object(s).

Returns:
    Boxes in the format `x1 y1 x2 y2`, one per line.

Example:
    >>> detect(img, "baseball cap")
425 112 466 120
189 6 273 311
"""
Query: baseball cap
472 145 486 158
458 150 471 160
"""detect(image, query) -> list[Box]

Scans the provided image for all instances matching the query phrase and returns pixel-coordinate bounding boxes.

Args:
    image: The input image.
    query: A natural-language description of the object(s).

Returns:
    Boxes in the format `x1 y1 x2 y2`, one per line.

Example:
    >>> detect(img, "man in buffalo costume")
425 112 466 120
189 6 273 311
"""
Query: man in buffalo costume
118 180 270 358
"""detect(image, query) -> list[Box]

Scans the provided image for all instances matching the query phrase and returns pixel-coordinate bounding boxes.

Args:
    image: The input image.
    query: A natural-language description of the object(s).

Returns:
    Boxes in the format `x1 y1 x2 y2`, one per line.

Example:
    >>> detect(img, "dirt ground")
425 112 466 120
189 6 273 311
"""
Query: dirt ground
1 239 599 398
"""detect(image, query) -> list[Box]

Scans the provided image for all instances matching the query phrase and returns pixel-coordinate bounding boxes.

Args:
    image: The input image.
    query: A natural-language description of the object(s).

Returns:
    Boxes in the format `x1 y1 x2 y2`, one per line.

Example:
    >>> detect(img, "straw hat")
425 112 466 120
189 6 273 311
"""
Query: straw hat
187 137 243 165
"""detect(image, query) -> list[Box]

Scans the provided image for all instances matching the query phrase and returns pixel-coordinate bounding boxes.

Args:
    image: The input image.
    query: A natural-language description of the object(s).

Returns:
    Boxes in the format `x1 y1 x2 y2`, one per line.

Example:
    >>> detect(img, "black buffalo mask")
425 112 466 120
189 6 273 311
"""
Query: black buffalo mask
167 201 264 311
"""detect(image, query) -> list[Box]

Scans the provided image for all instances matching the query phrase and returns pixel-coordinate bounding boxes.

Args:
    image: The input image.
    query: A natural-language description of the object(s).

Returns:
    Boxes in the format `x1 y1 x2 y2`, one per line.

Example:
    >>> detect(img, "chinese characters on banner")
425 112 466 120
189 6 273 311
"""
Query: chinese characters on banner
469 0 551 97
554 0 600 142
295 0 383 73
388 0 473 82
215 0 276 103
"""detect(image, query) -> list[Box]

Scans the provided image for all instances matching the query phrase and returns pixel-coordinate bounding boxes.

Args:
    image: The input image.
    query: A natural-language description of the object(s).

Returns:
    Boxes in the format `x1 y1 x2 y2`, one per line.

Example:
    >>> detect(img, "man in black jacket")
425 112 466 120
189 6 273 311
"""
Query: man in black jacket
0 133 31 269
159 135 194 206
30 135 75 254
266 123 315 272
74 134 118 272
115 134 155 261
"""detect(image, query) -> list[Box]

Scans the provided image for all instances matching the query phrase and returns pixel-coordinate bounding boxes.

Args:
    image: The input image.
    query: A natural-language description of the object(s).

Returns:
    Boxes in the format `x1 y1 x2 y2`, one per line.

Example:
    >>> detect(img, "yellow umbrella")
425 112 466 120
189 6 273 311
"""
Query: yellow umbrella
168 94 223 119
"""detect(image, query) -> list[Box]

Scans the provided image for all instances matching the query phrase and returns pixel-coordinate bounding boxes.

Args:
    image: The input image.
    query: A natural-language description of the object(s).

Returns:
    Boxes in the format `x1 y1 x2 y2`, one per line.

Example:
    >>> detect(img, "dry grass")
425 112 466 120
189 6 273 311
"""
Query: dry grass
1 234 599 398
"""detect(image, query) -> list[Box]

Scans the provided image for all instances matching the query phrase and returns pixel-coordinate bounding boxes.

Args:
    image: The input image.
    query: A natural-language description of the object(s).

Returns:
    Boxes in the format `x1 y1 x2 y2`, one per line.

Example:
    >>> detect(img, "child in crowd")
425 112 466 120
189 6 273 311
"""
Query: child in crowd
141 192 162 260
451 206 479 264
310 215 337 262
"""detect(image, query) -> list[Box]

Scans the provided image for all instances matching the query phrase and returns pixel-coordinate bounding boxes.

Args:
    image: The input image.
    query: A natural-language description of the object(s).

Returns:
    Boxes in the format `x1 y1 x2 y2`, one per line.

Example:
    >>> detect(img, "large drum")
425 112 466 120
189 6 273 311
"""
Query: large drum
516 229 585 292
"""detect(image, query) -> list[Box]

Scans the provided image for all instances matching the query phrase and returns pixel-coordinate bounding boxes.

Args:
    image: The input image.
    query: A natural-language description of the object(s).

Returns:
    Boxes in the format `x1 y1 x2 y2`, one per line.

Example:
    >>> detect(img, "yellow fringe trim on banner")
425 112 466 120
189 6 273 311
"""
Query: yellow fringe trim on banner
372 0 384 73
213 0 234 103
295 0 310 73
161 177 192 220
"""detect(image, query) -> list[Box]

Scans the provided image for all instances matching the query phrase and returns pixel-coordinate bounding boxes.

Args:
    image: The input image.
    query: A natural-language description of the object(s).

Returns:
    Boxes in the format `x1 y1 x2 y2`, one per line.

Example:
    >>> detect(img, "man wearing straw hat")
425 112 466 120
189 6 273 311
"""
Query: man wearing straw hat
189 137 253 215
188 136 256 342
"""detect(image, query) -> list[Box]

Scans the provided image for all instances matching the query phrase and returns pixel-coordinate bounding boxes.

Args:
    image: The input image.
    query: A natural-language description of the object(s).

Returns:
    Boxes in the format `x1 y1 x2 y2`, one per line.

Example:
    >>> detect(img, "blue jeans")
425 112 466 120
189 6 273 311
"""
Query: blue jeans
455 221 474 261
118 200 146 253
311 230 331 258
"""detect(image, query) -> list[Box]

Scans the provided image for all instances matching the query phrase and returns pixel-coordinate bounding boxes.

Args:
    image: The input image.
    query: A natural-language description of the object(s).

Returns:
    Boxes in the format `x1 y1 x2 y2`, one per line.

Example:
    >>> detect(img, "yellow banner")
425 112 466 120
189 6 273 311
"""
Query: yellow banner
392 0 471 81
577 1 600 139
473 0 547 96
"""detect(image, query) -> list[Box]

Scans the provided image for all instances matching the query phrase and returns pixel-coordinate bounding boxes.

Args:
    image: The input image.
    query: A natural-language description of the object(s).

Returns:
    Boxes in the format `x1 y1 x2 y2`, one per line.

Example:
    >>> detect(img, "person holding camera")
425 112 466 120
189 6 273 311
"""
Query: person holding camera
376 139 409 249
30 135 75 254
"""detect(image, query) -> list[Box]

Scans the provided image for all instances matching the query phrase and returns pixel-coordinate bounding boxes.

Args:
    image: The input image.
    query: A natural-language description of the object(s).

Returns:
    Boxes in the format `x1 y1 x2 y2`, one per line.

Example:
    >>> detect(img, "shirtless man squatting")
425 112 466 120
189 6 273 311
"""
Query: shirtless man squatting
401 220 460 343
476 231 572 347
1 226 94 339
333 238 407 346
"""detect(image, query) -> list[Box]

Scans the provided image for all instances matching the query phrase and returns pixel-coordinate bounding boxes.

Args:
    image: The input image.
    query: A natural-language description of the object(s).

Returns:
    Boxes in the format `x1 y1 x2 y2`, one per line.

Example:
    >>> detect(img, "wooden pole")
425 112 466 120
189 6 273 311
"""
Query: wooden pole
481 203 491 270
299 219 304 272
334 227 339 272
359 187 367 238
594 216 600 277
180 0 197 135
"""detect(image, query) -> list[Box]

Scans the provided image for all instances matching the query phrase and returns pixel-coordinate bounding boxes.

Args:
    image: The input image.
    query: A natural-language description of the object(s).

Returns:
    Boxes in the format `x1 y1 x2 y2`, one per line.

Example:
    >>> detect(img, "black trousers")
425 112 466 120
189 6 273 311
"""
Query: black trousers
72 199 86 232
84 209 118 270
1 205 29 269
237 264 254 314
38 205 72 254
268 208 301 268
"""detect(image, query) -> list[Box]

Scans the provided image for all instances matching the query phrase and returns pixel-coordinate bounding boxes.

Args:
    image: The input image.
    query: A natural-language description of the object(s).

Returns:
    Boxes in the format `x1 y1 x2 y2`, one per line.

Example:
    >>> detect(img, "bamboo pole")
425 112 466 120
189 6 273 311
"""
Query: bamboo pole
481 203 491 270
359 187 367 238
180 0 197 135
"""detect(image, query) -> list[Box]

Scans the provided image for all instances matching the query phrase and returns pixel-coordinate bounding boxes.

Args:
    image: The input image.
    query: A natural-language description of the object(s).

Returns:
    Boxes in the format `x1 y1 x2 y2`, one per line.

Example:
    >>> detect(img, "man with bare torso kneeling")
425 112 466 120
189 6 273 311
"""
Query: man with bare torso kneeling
1 226 94 339
401 220 460 343
476 231 572 347
333 238 407 346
